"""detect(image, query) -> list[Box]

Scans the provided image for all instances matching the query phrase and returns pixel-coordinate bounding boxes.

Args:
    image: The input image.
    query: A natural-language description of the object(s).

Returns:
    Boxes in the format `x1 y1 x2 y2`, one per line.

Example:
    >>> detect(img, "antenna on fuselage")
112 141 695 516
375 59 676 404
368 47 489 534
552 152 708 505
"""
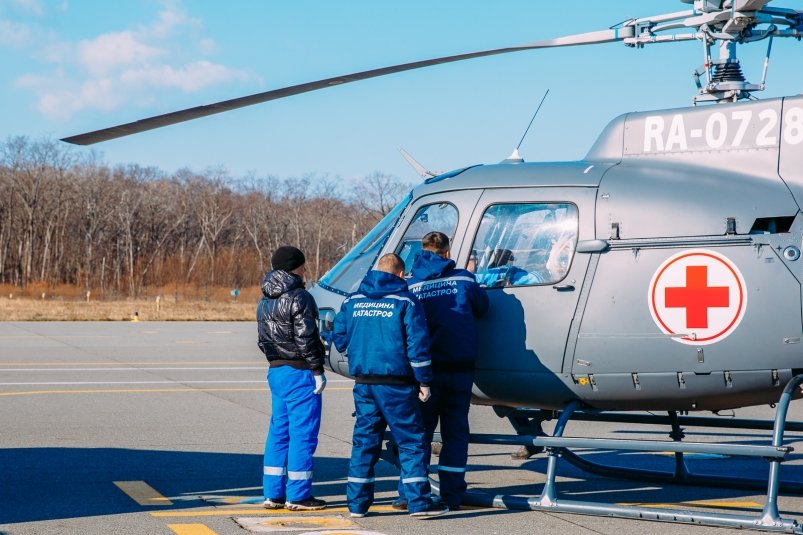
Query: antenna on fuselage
398 147 441 180
504 89 549 163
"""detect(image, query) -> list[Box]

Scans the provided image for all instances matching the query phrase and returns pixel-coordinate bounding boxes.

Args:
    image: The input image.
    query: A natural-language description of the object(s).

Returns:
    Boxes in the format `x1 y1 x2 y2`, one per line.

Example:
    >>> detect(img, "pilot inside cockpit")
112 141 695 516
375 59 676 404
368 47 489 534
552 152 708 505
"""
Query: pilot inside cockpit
475 248 546 287
468 202 578 288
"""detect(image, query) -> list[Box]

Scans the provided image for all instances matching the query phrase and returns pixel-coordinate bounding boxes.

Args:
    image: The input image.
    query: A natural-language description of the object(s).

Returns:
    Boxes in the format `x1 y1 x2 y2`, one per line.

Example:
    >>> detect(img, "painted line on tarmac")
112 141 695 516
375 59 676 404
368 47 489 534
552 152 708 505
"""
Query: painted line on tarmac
0 361 260 366
152 505 399 517
0 335 117 339
1 387 268 396
0 380 268 385
168 524 219 535
0 386 353 397
1 367 267 371
115 480 174 506
0 379 353 385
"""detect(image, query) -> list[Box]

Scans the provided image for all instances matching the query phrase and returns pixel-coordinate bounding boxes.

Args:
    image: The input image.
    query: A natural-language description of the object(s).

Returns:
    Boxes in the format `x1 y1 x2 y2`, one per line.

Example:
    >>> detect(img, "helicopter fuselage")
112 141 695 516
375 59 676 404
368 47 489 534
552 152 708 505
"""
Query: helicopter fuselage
311 94 803 412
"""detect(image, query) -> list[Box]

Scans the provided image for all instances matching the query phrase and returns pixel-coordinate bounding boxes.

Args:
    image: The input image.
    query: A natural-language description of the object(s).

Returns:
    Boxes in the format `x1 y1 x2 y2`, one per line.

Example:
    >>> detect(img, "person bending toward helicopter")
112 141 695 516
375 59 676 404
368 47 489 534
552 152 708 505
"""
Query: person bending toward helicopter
395 231 489 511
257 246 328 511
332 253 449 519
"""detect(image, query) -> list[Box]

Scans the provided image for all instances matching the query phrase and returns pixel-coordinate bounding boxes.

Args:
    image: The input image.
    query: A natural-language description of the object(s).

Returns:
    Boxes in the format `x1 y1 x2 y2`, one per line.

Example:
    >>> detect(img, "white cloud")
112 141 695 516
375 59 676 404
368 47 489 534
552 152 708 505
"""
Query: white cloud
120 61 255 93
0 19 32 47
16 61 259 121
11 0 262 122
78 31 163 77
148 1 201 38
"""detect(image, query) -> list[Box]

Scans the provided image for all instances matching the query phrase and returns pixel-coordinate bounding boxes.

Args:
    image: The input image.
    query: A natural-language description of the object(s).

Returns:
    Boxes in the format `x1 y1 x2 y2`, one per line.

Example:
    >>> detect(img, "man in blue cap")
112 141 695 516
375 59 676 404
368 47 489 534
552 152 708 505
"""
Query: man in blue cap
397 231 488 510
257 245 327 511
333 253 448 519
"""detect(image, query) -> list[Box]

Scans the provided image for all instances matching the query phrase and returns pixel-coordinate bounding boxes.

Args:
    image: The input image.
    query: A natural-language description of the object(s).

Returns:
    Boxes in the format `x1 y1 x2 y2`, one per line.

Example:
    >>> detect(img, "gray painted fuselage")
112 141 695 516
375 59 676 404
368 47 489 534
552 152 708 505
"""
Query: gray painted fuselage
312 94 803 412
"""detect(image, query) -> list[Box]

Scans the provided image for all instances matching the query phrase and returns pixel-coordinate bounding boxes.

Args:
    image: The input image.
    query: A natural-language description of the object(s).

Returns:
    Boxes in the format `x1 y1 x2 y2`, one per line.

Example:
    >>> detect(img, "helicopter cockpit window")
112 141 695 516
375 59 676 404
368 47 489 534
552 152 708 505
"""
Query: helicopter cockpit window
395 202 459 275
318 194 411 295
470 203 578 288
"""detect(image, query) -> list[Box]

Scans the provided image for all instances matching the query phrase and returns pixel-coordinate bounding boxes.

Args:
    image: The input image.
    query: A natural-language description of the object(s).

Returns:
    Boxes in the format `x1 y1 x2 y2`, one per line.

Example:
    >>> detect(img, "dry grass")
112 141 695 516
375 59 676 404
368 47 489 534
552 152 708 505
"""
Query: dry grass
0 290 260 321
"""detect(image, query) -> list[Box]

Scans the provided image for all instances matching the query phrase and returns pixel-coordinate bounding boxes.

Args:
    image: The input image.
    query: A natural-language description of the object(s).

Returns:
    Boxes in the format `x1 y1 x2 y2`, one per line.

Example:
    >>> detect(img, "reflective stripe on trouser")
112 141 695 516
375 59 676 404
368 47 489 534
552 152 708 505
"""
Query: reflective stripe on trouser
398 370 473 508
263 365 322 502
348 383 432 514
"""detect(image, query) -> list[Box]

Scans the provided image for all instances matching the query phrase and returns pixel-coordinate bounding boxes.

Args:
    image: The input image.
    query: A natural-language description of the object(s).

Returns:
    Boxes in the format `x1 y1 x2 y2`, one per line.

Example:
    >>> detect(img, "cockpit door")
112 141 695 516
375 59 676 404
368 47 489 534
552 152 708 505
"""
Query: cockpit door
465 187 597 406
386 189 484 273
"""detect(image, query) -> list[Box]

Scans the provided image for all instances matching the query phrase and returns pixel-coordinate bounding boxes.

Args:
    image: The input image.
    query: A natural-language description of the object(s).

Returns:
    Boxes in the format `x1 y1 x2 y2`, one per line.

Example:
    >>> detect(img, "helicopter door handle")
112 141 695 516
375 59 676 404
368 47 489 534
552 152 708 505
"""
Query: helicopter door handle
553 284 575 292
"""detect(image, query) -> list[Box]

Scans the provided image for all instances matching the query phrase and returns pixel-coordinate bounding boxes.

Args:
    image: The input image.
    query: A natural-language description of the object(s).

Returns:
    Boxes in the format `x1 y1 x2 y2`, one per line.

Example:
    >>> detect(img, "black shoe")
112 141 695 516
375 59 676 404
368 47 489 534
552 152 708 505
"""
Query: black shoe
410 502 449 519
391 498 408 511
286 497 327 511
263 497 285 509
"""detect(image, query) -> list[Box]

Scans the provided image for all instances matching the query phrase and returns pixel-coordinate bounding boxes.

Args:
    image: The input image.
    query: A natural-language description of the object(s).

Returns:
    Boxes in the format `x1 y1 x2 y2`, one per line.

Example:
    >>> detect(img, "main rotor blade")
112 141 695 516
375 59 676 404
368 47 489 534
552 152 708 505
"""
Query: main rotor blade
61 27 633 146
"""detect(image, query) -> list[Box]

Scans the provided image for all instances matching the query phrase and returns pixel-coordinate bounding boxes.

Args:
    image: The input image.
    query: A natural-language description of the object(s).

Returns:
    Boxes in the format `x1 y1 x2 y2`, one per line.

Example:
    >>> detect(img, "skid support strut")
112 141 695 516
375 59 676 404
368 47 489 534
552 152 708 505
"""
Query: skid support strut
462 374 803 533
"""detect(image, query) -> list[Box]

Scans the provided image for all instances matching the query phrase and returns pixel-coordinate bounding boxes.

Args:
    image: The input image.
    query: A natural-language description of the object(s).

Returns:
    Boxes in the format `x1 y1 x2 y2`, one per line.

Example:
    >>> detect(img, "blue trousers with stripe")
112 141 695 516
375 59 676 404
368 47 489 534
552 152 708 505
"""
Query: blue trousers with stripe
263 365 322 502
348 383 433 514
398 370 473 508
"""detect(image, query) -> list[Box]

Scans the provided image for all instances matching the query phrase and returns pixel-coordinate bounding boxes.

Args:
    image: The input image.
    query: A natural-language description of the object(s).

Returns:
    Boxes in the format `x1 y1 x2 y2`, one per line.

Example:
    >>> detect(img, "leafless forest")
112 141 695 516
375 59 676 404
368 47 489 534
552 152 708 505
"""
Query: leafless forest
0 136 411 300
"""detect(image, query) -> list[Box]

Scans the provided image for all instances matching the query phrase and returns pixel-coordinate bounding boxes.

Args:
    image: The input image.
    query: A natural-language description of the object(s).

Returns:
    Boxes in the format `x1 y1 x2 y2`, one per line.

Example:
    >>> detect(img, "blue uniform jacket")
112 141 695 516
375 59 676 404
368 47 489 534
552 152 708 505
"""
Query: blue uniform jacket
332 270 433 386
408 250 489 370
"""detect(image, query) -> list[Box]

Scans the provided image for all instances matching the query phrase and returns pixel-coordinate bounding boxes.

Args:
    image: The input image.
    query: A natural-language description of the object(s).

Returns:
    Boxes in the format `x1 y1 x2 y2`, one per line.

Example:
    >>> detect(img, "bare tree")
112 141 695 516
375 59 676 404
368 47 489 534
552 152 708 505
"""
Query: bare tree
351 171 412 218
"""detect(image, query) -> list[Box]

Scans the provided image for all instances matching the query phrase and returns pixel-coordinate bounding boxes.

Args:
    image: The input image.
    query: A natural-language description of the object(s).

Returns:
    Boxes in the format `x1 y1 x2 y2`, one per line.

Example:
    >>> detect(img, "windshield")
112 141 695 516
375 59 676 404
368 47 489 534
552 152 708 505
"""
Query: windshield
318 193 412 295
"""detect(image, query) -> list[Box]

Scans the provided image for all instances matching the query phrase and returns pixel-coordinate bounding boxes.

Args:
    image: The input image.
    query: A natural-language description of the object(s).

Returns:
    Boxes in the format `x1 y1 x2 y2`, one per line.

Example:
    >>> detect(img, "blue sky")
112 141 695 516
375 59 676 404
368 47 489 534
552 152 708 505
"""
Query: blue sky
2 0 801 184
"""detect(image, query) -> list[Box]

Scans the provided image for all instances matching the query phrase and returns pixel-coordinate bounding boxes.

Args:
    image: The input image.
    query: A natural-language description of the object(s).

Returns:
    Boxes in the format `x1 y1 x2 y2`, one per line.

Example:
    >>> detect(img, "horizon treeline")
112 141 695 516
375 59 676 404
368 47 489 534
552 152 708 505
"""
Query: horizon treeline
0 136 412 298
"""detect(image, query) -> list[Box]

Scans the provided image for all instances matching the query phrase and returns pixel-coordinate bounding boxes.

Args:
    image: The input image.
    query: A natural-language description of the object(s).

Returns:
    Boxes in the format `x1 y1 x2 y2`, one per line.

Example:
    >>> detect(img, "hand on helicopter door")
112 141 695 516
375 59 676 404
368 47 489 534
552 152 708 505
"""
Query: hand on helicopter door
313 373 327 395
418 384 431 402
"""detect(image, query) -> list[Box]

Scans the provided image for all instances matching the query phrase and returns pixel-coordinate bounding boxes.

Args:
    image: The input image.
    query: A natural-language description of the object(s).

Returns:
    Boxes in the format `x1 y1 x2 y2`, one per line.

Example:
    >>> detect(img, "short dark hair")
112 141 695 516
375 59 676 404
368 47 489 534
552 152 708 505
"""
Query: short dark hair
421 231 450 255
377 253 404 275
489 248 515 268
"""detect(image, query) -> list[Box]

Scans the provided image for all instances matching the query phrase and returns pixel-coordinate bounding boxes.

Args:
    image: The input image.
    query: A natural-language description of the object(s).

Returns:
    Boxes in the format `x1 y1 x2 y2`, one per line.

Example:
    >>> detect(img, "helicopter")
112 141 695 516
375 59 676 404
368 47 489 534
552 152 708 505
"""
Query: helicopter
62 0 803 531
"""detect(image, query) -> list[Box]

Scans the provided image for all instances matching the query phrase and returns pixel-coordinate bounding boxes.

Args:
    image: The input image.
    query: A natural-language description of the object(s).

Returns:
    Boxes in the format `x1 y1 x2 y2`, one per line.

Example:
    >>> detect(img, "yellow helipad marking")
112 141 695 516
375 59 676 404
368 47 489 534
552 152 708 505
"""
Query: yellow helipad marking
168 524 219 535
619 500 762 510
114 480 173 506
152 505 397 518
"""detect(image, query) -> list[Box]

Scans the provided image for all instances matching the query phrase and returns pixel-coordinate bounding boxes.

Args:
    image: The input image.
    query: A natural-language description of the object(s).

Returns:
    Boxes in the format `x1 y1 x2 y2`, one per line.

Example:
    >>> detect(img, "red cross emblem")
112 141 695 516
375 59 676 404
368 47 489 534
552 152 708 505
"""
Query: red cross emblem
649 250 746 346
664 265 730 328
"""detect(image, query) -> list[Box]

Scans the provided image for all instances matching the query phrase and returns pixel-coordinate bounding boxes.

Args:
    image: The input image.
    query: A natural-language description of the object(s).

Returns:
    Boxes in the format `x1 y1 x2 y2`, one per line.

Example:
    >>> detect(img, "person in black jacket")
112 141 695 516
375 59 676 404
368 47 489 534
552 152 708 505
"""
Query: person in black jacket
257 245 327 511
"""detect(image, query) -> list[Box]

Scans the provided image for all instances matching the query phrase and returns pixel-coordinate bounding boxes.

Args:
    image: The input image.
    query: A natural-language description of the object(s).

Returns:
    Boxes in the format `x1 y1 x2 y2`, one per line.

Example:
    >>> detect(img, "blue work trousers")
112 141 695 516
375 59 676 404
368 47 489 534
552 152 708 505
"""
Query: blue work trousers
348 383 433 515
399 370 473 508
263 365 322 502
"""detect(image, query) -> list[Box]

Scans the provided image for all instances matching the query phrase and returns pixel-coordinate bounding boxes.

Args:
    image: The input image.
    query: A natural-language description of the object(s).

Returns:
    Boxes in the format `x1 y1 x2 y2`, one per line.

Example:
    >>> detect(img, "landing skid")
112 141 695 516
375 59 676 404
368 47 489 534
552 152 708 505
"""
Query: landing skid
382 374 803 533
499 405 803 495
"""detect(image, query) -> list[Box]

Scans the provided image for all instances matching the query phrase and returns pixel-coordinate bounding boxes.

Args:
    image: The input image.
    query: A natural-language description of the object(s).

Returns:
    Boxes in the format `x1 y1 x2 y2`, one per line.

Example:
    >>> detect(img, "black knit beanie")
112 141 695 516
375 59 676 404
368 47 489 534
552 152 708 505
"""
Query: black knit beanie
271 245 306 272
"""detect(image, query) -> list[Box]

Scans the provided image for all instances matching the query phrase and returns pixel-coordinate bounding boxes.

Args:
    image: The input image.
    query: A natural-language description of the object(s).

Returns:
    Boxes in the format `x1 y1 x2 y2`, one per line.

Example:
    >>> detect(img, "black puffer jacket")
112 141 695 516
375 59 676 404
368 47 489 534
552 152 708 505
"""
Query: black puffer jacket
257 269 325 374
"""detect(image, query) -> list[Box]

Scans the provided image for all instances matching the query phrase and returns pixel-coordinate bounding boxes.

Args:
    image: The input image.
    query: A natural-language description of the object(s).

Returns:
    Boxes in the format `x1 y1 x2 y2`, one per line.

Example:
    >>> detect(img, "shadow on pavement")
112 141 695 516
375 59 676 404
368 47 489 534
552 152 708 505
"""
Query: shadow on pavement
0 447 349 524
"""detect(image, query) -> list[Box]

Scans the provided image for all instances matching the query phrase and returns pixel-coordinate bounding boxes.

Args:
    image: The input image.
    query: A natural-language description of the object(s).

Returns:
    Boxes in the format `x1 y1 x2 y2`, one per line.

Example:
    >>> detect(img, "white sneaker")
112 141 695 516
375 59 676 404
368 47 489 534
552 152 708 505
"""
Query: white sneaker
263 498 286 509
